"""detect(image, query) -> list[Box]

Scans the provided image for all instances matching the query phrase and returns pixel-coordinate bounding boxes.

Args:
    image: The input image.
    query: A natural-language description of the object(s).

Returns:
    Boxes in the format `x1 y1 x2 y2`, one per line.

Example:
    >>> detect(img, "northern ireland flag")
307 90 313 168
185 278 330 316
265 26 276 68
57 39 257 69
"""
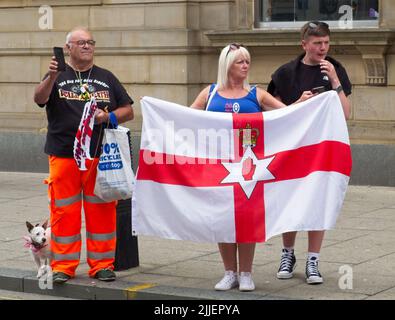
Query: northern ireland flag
132 91 352 243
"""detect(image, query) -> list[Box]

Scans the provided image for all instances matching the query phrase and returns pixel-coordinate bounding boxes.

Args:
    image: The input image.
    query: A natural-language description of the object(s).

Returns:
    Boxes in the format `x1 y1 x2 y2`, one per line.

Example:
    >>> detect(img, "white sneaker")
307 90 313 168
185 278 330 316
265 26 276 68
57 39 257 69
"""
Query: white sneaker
239 272 255 291
214 271 238 291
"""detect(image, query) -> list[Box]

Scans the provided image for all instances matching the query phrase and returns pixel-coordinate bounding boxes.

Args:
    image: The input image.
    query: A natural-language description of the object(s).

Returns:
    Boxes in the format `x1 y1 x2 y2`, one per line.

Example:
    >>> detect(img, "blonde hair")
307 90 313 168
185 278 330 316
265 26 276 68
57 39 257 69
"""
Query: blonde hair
216 44 251 91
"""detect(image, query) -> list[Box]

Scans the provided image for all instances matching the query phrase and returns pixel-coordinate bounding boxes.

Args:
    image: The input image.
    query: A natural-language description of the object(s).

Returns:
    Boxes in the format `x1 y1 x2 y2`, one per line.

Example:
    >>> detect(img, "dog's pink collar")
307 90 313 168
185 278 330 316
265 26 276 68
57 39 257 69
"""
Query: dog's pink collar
23 236 48 253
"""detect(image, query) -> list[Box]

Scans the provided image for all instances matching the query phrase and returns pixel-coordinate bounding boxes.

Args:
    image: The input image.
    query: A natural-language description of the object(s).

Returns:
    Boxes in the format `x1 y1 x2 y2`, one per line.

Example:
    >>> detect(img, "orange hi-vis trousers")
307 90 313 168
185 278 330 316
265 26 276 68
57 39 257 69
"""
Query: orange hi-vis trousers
46 156 116 278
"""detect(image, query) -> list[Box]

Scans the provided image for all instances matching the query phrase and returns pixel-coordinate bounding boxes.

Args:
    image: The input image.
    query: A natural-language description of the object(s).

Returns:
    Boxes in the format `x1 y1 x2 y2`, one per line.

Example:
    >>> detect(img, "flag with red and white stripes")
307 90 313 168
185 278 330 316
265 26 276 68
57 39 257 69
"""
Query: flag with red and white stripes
132 91 352 243
73 97 98 170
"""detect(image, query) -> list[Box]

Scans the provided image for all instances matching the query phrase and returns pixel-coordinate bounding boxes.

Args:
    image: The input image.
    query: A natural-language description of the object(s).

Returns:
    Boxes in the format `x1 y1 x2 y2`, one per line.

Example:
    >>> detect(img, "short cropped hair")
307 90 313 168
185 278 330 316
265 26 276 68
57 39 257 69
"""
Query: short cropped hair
301 21 330 40
217 44 251 91
66 26 92 44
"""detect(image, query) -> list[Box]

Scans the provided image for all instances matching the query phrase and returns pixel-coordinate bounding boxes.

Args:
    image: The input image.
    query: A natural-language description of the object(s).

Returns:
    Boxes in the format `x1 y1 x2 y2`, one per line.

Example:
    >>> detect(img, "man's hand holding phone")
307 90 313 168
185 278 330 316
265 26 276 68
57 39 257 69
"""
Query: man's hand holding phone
47 47 66 80
48 57 61 76
53 47 66 71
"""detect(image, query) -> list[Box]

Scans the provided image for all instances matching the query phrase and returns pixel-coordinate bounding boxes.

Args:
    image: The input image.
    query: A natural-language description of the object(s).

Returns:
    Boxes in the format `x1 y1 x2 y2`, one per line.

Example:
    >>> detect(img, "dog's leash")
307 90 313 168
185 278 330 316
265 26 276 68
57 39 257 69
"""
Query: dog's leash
49 216 61 229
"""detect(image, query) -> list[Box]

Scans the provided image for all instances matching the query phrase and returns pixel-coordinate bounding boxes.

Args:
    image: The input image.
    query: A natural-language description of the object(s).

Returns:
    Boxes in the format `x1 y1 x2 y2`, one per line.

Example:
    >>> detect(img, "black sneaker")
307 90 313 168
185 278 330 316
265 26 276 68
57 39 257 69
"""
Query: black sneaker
305 257 323 284
94 268 116 282
277 249 296 279
52 272 71 284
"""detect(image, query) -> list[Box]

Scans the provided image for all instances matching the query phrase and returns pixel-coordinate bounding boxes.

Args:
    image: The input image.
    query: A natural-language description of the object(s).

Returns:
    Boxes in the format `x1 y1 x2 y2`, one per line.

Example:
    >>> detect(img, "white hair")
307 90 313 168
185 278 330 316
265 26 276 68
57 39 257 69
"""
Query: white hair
65 26 92 45
216 44 251 91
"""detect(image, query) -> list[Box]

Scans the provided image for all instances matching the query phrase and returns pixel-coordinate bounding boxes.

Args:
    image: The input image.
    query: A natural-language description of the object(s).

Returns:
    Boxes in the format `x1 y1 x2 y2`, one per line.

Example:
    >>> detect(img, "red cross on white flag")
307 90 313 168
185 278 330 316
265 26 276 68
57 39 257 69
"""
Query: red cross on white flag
132 92 352 243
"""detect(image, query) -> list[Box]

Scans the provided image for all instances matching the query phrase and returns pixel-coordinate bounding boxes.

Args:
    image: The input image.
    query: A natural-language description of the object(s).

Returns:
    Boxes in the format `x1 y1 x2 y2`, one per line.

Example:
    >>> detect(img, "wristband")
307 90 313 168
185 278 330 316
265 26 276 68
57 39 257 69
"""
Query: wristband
334 85 343 94
109 112 118 128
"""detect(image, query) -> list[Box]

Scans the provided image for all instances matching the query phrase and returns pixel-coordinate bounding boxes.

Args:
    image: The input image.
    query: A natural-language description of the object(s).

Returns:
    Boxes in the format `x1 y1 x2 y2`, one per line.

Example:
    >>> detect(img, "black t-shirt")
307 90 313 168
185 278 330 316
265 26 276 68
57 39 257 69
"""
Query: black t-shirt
267 54 352 105
298 63 333 93
38 64 133 158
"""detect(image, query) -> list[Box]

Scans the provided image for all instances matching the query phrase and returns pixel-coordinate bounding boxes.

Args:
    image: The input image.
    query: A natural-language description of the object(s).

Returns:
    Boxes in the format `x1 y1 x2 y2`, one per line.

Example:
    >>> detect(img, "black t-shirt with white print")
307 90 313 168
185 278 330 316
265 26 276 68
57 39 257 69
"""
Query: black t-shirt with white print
38 64 133 158
267 54 352 105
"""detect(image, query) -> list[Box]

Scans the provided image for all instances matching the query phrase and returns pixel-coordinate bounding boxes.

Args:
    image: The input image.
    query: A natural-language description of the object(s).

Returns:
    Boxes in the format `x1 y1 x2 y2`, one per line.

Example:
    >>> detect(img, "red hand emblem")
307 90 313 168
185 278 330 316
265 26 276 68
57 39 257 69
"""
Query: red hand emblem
242 157 256 181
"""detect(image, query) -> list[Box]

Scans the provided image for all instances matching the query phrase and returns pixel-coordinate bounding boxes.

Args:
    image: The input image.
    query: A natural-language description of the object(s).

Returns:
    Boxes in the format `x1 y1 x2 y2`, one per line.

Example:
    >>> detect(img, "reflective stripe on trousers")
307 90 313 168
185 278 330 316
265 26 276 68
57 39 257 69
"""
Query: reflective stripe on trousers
47 156 117 278
86 231 116 261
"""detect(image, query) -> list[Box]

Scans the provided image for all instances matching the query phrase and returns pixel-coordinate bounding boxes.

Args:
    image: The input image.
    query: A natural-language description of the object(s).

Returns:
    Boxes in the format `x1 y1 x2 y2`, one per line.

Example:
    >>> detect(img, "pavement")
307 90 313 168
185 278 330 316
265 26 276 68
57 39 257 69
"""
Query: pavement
0 171 395 300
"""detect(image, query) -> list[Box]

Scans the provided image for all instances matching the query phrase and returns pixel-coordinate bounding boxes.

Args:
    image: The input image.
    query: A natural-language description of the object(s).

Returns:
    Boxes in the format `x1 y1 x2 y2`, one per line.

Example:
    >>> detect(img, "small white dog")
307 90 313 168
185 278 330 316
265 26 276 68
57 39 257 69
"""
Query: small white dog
24 220 51 278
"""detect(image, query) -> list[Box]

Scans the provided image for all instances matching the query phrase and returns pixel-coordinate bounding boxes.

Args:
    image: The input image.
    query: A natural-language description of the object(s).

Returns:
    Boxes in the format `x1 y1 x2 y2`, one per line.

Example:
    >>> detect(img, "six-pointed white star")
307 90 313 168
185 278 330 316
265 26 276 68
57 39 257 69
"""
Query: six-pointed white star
221 146 275 199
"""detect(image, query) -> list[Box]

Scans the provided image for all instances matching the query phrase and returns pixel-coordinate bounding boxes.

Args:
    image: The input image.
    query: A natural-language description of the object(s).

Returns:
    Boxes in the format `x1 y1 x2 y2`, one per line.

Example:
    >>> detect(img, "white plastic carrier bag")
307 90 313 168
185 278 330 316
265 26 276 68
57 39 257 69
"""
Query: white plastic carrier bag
94 126 135 202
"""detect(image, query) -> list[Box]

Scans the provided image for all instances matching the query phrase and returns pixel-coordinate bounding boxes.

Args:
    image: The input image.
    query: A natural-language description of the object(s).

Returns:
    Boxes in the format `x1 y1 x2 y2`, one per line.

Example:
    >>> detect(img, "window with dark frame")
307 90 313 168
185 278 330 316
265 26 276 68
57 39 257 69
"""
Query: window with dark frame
258 0 379 25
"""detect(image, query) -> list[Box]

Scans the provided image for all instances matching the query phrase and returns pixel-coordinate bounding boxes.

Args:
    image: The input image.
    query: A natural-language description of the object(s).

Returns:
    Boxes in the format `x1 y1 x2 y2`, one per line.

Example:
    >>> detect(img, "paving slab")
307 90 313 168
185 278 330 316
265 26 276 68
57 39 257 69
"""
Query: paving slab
0 172 395 300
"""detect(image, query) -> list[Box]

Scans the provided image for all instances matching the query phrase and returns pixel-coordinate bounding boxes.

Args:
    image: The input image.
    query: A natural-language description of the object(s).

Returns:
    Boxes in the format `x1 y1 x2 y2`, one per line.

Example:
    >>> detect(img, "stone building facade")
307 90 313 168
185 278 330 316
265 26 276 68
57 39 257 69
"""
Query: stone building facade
0 0 394 185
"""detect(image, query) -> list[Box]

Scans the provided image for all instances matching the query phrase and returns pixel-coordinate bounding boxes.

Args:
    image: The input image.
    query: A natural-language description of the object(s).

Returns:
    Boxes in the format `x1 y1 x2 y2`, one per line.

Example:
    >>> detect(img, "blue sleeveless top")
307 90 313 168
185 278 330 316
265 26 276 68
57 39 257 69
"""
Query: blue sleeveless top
206 84 261 113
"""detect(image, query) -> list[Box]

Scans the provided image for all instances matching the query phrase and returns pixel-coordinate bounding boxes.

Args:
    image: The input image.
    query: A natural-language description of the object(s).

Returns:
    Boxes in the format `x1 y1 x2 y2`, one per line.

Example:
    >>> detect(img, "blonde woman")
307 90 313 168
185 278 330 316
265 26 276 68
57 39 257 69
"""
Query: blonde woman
191 44 312 291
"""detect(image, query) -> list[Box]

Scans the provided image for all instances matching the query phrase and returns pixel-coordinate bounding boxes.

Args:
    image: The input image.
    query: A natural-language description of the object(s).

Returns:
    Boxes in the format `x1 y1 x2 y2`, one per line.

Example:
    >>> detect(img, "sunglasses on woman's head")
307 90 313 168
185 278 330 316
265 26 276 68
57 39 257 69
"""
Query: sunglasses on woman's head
226 43 244 57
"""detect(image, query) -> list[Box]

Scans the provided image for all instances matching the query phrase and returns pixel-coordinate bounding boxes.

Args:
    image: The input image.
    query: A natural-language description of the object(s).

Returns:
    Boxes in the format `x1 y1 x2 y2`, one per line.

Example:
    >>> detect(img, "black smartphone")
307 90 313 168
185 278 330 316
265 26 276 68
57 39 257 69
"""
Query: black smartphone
311 86 326 94
53 47 66 71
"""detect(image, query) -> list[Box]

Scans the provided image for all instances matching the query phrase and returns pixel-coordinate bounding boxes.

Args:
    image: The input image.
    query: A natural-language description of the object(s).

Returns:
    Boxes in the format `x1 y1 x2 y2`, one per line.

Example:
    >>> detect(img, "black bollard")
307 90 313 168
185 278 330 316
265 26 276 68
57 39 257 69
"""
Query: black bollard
114 130 139 271
114 198 139 270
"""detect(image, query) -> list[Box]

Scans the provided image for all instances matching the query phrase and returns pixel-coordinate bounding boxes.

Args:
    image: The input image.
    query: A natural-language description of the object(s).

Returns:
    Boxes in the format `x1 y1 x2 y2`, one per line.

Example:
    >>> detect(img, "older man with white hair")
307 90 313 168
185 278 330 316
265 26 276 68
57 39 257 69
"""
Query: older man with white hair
34 27 134 284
